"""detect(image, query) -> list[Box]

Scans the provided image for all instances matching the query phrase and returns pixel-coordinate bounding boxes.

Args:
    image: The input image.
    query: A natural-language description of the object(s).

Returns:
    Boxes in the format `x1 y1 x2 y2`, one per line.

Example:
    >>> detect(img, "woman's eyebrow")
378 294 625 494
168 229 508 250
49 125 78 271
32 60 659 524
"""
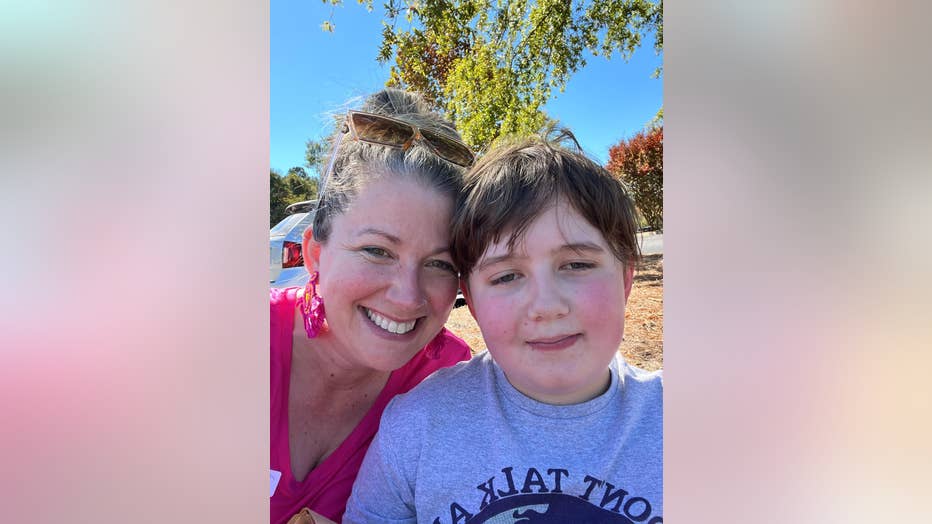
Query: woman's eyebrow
426 246 452 257
357 227 451 257
356 227 401 244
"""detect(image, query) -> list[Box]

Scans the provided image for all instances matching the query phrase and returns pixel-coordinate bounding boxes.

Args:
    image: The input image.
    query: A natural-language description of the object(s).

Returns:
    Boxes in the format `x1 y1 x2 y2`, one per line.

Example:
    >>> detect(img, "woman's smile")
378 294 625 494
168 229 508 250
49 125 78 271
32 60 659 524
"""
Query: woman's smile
363 306 419 335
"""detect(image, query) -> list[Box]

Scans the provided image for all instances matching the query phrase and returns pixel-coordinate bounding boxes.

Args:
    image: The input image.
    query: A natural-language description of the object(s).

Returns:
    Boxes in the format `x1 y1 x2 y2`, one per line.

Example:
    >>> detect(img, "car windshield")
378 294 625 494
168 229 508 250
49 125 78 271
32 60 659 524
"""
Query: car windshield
270 213 306 236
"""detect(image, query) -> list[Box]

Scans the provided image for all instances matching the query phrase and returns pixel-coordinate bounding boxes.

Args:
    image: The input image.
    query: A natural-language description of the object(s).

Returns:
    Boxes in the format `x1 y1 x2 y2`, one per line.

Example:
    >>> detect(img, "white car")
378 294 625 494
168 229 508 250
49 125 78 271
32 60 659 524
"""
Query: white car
270 200 316 288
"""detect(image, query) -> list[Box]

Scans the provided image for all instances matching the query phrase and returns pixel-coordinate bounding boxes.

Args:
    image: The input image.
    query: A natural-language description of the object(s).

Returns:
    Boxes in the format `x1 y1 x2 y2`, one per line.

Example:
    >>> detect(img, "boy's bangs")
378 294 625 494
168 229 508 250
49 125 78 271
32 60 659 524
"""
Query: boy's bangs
452 130 642 276
460 177 557 276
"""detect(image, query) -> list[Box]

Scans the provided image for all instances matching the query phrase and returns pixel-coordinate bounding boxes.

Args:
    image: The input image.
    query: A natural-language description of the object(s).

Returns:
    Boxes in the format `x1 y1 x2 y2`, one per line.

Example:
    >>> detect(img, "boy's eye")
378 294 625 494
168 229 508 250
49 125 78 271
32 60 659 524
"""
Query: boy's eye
427 259 458 274
562 261 595 271
490 272 518 286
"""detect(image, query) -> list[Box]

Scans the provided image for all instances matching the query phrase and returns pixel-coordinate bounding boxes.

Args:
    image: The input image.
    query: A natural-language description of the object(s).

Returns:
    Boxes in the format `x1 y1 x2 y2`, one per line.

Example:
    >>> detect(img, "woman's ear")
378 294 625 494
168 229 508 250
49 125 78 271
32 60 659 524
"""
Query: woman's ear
302 227 322 274
623 263 635 301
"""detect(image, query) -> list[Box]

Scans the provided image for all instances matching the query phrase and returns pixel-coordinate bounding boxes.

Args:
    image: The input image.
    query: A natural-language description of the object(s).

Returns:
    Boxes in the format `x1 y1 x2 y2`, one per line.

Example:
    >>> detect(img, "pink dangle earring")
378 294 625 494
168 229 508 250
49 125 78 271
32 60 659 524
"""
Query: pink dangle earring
297 271 326 338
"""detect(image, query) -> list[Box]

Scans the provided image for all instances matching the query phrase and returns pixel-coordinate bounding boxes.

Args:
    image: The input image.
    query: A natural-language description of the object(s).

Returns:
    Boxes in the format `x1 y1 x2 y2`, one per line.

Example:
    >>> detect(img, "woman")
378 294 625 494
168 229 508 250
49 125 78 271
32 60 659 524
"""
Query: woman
270 89 475 523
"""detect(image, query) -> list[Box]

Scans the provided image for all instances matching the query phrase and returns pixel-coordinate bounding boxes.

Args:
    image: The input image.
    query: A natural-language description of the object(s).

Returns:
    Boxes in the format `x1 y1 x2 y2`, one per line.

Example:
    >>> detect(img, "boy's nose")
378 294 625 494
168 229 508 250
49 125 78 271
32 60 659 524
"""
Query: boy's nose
526 277 569 321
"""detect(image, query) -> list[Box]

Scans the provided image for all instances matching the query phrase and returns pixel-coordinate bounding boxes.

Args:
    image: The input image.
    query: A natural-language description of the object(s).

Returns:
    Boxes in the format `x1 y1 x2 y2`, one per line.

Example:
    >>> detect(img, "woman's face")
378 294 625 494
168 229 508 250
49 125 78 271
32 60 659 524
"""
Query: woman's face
304 174 459 372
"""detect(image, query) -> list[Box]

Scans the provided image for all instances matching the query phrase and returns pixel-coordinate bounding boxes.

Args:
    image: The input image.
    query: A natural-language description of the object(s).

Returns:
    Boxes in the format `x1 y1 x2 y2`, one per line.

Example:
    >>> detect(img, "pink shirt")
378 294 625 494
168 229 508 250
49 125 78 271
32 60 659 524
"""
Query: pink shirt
270 287 471 523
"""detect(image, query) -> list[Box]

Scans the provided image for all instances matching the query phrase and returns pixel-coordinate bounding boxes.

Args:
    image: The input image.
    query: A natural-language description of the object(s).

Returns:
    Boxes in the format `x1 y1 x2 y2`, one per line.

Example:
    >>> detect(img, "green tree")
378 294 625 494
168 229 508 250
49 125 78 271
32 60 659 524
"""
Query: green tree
649 107 663 129
284 166 318 203
270 169 294 227
287 166 310 179
302 139 328 196
304 139 328 177
322 0 662 150
271 168 320 227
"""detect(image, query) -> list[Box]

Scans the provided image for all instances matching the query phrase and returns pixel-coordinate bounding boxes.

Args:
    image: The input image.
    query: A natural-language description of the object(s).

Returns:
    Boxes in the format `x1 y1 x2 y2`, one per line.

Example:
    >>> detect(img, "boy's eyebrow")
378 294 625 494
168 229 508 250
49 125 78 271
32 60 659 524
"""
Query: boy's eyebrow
559 242 605 254
474 252 521 274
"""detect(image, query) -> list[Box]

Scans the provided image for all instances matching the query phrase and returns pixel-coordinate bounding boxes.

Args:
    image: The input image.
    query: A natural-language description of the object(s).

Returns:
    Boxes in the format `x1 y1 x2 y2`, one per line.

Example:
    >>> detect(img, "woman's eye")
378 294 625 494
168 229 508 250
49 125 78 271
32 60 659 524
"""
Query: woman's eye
427 259 458 274
362 247 391 258
490 272 518 286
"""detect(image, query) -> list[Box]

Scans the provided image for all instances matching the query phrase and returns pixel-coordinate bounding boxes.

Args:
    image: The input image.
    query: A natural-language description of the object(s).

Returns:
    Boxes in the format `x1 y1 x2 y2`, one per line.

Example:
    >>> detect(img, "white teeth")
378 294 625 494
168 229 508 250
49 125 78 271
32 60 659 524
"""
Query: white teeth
365 308 416 334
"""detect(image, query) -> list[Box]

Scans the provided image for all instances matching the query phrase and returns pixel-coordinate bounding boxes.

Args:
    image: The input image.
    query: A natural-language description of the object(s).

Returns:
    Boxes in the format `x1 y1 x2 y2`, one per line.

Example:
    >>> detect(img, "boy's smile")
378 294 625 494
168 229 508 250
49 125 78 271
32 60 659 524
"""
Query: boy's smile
465 198 634 405
525 333 581 351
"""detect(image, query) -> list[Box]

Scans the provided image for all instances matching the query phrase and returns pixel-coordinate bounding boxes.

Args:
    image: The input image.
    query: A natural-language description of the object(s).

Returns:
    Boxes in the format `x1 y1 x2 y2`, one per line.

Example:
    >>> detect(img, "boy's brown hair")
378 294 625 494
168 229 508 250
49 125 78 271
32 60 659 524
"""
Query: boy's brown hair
451 130 642 278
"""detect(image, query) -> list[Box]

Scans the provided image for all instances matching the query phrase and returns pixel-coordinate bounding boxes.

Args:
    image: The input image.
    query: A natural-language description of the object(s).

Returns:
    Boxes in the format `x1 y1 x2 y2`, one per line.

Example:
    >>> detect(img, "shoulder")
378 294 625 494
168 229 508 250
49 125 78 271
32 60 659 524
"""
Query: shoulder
389 351 491 415
431 328 472 363
392 328 472 388
621 358 663 388
270 287 298 355
616 356 663 409
375 356 488 454
270 286 297 311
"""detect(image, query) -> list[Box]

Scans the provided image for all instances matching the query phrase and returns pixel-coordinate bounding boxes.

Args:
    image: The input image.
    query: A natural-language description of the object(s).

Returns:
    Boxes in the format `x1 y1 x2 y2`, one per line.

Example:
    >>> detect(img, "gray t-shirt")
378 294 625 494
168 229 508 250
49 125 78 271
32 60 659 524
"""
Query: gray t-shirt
344 351 663 524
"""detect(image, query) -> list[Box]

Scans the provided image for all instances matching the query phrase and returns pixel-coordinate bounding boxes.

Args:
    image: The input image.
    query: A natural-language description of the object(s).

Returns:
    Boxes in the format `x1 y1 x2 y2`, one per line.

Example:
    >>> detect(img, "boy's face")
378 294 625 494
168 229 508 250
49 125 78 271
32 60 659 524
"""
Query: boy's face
464 199 633 405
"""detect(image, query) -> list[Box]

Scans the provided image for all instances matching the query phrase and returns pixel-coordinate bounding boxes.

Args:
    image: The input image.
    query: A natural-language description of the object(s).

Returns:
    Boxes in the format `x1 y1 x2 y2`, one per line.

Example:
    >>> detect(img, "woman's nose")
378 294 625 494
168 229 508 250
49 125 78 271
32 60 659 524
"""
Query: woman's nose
385 266 428 311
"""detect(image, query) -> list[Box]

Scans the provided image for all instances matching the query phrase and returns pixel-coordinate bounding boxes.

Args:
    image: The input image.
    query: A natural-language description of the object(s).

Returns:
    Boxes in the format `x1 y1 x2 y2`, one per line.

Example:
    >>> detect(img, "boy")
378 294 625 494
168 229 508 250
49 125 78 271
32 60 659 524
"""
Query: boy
343 132 663 524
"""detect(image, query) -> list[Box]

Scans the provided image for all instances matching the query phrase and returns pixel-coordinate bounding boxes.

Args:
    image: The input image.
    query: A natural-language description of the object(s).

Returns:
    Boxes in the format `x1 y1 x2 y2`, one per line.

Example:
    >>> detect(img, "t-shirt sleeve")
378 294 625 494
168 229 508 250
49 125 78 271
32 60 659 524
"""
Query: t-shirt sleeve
342 398 417 523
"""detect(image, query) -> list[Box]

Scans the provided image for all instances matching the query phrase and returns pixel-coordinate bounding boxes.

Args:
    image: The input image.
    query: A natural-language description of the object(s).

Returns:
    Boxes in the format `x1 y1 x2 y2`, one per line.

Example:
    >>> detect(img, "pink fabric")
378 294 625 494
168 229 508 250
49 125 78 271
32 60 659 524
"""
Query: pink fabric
270 287 470 524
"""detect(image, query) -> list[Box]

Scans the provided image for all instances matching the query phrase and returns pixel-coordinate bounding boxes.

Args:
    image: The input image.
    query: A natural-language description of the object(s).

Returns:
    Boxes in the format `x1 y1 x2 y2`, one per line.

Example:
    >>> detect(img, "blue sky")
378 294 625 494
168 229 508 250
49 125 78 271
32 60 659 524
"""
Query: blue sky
271 0 662 174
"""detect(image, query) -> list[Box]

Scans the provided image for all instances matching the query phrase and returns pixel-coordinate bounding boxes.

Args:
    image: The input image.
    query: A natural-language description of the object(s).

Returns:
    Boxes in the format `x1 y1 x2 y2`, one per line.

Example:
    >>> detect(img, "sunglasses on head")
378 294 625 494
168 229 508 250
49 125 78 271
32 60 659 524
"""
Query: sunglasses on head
315 110 474 212
343 110 475 168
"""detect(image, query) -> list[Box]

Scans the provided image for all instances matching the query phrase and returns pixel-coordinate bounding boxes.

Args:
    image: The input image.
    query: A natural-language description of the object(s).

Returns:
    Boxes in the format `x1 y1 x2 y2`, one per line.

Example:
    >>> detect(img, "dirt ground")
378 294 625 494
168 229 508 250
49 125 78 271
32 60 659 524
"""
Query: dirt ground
444 254 664 371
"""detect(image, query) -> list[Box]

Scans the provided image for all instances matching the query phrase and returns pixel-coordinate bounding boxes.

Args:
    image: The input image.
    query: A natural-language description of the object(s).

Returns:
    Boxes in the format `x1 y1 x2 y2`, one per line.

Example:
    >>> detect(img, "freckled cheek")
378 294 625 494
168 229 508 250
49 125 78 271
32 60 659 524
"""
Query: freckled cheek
474 295 519 342
321 261 389 300
573 280 627 328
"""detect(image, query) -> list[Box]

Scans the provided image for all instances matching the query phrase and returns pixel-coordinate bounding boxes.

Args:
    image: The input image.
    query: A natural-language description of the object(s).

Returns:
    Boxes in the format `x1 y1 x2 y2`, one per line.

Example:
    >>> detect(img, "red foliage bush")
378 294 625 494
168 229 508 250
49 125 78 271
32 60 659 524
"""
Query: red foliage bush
607 126 663 231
